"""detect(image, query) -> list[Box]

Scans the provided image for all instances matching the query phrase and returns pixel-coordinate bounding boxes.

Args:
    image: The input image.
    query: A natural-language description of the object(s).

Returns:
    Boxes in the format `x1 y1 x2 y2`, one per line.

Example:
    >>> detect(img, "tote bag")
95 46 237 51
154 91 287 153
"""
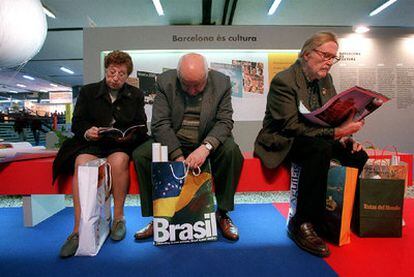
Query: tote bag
152 160 217 245
353 178 405 237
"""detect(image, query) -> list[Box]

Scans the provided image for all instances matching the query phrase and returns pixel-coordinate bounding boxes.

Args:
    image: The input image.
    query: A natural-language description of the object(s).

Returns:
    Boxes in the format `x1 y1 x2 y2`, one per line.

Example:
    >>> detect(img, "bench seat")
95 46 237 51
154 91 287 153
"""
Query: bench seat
0 152 291 195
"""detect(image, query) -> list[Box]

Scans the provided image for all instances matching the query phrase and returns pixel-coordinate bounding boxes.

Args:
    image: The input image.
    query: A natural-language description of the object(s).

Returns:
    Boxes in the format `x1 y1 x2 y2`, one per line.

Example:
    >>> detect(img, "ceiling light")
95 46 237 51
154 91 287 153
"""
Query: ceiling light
354 25 370 33
152 0 164 16
40 89 48 92
23 75 35 80
369 0 397 16
268 0 282 15
16 84 26 88
60 66 74 74
42 4 56 19
50 83 58 87
9 90 18 93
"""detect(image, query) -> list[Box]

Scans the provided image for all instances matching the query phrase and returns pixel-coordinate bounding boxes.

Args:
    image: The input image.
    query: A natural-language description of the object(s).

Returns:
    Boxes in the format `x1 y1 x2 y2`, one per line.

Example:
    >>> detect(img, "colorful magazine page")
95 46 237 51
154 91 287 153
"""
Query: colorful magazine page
210 62 243 98
232 60 264 94
300 86 390 127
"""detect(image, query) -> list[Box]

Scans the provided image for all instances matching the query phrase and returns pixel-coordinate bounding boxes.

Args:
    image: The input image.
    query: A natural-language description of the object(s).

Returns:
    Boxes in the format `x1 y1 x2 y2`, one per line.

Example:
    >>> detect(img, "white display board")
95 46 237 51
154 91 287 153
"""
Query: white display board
86 26 414 152
330 34 414 150
102 50 299 121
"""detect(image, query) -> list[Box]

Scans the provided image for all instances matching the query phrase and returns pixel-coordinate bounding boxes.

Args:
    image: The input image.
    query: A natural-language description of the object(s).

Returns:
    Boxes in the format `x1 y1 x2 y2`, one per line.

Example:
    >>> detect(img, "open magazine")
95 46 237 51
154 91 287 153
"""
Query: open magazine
98 124 146 139
299 86 390 127
0 142 57 163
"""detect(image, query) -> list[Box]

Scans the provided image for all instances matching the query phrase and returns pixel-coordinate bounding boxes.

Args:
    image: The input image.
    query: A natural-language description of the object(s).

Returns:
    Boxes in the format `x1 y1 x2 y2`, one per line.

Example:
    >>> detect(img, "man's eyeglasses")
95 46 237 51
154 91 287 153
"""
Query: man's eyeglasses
313 49 341 64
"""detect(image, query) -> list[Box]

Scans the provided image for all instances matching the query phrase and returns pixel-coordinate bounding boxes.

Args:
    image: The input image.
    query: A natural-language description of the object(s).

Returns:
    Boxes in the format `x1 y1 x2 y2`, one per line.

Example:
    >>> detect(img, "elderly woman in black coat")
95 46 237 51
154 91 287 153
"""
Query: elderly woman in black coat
54 50 148 258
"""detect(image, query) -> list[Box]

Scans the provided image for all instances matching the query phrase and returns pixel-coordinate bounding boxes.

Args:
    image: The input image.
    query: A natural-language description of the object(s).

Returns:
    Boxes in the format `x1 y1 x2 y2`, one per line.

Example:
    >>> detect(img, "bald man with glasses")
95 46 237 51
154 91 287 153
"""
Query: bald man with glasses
254 31 368 257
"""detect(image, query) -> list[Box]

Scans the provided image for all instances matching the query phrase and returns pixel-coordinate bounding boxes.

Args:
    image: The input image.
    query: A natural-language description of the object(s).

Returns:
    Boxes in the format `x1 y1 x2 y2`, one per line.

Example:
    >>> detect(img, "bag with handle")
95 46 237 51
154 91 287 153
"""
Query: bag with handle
362 145 408 188
152 160 217 245
288 162 358 246
353 178 405 237
323 162 358 246
364 144 410 187
353 145 406 237
75 158 112 256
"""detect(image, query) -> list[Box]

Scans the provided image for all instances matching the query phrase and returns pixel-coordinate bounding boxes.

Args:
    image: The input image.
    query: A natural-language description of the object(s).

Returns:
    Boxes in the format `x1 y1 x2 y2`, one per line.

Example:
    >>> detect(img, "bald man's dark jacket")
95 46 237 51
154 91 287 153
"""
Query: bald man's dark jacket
151 69 233 156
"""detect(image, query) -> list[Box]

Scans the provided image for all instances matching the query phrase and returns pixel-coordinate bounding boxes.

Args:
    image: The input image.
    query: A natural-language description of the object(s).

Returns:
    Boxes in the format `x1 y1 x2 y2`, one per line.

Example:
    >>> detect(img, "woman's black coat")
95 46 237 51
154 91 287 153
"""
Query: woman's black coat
52 79 148 183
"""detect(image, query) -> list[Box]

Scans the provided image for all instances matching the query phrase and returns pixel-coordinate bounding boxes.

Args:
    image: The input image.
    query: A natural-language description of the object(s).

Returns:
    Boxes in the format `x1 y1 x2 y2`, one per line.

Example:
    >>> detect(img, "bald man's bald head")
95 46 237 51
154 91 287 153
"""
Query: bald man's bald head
177 53 209 96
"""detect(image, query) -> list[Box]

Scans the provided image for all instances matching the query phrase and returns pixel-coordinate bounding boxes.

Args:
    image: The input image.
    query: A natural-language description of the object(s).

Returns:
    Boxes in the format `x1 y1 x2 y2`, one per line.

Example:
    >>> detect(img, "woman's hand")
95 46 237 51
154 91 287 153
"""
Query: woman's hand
85 126 100 141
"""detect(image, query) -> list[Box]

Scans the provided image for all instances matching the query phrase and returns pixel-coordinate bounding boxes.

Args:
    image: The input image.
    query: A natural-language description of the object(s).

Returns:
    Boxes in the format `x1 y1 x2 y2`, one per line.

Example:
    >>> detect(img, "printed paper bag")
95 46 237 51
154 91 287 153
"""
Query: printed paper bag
353 178 405 237
152 161 217 245
364 143 411 186
75 158 112 256
323 165 358 246
362 159 408 186
288 162 358 246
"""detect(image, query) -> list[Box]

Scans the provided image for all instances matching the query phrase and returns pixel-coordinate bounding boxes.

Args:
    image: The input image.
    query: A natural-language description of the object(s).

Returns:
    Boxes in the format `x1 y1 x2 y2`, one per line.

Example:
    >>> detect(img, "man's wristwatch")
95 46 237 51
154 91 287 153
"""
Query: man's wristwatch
203 142 213 151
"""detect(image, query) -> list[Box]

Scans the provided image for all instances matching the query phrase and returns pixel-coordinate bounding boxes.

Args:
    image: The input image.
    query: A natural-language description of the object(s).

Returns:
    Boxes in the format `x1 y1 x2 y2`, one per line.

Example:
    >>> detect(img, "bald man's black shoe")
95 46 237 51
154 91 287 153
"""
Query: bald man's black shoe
287 221 330 257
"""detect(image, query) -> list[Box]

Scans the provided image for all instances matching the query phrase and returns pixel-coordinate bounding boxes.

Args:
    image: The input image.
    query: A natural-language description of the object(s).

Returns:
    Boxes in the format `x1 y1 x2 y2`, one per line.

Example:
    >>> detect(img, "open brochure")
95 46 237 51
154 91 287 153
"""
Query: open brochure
0 142 57 163
98 124 146 139
299 86 390 127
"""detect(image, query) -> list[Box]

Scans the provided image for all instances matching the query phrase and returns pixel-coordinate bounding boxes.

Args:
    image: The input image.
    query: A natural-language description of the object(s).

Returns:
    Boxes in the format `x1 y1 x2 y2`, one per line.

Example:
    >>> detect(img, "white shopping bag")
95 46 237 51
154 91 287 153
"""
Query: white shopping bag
75 158 112 256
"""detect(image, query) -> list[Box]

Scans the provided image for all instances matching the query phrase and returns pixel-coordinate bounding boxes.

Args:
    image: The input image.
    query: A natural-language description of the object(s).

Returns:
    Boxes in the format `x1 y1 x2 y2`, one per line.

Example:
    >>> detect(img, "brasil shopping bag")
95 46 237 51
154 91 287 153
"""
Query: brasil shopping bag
152 160 217 245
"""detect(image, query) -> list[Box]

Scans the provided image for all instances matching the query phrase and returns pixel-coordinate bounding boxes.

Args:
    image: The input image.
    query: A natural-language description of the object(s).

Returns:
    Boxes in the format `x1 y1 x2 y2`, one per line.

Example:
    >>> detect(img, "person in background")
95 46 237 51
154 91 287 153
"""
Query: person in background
53 50 149 258
133 53 244 242
30 114 45 146
13 113 28 141
254 31 368 257
52 110 58 130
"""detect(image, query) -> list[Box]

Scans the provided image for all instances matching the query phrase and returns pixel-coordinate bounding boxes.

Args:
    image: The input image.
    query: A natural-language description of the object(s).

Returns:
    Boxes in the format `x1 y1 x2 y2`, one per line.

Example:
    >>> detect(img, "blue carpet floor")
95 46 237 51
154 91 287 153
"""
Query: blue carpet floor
0 204 336 276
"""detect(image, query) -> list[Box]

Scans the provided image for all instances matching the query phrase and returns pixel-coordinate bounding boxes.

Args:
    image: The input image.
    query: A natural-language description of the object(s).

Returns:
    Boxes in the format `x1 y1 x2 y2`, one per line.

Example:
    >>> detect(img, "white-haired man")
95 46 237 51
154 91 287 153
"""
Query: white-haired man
255 32 368 257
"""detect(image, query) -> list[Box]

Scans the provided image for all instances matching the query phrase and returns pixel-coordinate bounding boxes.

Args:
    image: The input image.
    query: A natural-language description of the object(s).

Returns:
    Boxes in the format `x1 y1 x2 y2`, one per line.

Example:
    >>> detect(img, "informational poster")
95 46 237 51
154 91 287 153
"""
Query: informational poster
136 71 159 105
332 66 414 110
101 50 283 120
49 91 73 104
232 60 265 94
267 52 298 82
210 62 243 98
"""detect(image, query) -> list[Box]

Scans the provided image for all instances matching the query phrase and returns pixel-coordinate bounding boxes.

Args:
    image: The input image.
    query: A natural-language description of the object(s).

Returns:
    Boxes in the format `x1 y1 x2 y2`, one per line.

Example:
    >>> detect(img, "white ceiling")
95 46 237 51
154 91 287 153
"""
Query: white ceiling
1 0 413 96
